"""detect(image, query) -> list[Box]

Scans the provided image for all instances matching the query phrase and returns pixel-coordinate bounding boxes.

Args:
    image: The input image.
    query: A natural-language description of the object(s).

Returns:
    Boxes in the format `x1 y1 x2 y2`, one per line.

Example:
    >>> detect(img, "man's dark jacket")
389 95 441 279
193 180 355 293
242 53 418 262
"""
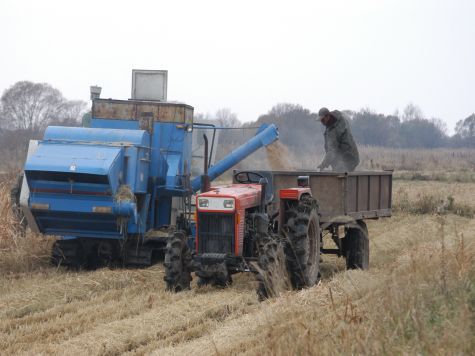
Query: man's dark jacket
321 110 359 172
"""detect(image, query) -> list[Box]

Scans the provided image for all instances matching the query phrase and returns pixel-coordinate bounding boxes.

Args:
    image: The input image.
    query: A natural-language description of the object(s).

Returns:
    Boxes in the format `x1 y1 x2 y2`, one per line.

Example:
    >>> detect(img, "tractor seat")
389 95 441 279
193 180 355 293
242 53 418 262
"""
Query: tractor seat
258 176 274 205
234 171 274 205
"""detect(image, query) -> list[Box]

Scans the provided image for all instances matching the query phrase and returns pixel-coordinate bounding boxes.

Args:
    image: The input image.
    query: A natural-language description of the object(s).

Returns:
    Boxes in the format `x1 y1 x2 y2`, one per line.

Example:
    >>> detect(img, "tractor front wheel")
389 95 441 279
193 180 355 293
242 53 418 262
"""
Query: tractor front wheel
164 231 192 292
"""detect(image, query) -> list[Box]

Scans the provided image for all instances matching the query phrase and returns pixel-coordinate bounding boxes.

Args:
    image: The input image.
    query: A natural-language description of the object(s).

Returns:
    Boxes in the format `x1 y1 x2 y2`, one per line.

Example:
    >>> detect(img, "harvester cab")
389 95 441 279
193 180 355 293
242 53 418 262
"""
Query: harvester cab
16 70 279 269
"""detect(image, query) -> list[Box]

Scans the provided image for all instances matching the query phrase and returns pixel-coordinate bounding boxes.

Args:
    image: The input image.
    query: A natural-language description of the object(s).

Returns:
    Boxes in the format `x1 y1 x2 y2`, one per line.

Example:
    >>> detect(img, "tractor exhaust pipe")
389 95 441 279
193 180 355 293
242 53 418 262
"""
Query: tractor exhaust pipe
201 134 211 193
258 177 268 214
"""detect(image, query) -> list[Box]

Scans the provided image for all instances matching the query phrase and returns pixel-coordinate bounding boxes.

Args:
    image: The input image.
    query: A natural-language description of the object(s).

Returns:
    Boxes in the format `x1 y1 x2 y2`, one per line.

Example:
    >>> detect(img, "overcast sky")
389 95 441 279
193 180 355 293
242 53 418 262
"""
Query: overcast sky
1 0 474 133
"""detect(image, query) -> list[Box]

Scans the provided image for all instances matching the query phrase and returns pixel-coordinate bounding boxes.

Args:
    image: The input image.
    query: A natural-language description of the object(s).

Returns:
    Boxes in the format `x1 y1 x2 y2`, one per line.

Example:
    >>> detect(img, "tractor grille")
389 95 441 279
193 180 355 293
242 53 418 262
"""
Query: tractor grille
197 213 235 254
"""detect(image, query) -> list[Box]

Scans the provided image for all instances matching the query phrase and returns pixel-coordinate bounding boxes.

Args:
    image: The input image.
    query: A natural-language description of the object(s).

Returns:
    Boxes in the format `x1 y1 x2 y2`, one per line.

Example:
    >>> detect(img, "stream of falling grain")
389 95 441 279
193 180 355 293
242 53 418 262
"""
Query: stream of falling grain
265 142 294 170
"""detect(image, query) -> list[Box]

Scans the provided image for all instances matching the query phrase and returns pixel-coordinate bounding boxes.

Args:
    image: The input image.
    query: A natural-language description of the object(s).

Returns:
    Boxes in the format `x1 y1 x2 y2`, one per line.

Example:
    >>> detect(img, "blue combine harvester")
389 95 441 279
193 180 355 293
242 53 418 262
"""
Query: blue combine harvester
19 71 279 267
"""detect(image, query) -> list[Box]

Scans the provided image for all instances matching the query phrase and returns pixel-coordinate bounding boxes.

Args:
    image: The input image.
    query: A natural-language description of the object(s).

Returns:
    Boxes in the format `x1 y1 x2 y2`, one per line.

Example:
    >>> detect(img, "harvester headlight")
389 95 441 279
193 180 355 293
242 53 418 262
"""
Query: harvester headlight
198 198 209 208
223 199 234 209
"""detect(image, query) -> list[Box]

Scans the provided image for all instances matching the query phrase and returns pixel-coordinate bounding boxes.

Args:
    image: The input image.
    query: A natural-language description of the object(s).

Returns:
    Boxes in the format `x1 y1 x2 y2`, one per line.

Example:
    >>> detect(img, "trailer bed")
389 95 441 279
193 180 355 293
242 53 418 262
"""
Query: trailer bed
233 170 392 223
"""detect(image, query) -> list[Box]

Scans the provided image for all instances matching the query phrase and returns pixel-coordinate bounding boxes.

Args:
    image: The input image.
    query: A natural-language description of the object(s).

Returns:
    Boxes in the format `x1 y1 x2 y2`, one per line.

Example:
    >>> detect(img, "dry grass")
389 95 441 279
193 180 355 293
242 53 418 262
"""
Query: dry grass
0 162 474 354
0 179 54 275
359 146 475 172
230 215 474 355
393 181 475 218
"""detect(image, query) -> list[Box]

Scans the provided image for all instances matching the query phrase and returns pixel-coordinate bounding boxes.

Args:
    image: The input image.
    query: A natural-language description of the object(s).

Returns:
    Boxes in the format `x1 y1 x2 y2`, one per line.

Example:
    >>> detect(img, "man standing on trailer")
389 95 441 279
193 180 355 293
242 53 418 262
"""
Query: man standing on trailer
317 107 360 172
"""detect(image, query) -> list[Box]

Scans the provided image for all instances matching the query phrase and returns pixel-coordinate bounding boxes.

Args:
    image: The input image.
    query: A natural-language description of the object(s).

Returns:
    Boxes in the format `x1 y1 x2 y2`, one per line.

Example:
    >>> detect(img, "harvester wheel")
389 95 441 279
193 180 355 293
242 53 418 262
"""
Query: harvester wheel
344 221 369 270
284 195 321 289
164 231 192 292
51 239 86 269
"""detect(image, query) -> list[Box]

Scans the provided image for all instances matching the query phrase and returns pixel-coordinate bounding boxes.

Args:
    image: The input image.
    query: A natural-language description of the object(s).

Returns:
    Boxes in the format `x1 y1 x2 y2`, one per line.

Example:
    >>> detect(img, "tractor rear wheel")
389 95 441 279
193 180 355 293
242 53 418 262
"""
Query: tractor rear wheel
284 195 321 289
344 221 369 270
164 231 192 292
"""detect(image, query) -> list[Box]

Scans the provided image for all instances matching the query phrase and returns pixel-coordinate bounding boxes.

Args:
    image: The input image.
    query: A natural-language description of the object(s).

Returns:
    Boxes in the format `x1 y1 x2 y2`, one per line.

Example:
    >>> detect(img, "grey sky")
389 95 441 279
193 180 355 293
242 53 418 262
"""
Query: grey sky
1 0 474 133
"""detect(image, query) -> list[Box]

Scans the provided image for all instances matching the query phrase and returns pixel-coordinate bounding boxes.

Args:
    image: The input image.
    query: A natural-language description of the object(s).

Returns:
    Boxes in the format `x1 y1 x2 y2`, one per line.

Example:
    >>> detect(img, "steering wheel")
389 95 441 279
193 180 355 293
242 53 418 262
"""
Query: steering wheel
234 171 266 184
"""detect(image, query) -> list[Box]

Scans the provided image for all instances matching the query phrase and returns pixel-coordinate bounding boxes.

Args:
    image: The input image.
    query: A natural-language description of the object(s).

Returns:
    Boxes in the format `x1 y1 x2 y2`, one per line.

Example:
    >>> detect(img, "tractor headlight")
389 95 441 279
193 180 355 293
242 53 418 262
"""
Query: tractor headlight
223 199 234 209
197 197 235 211
198 198 209 208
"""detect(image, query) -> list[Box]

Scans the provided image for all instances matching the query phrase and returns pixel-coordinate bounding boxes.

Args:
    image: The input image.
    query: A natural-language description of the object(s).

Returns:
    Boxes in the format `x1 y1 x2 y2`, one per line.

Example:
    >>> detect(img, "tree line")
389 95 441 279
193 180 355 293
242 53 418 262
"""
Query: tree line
199 103 475 150
1 80 474 170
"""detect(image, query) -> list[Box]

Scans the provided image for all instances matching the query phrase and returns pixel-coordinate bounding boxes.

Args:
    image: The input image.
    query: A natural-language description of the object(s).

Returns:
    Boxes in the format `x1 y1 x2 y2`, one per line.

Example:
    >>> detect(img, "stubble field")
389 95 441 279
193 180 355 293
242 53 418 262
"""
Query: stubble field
0 153 474 355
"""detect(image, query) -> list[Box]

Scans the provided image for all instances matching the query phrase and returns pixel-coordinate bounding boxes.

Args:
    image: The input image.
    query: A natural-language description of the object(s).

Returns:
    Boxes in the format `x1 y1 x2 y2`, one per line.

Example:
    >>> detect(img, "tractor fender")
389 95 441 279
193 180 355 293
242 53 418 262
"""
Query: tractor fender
279 187 312 201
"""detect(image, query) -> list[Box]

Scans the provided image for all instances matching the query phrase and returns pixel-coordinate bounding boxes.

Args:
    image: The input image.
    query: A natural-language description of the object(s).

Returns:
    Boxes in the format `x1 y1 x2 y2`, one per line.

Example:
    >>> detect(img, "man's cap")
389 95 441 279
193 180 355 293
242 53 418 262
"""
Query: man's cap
318 107 330 119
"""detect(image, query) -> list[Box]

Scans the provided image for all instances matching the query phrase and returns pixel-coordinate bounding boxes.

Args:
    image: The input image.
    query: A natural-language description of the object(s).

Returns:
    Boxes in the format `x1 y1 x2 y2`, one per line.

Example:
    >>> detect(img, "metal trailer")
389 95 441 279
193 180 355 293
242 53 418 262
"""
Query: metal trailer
233 169 392 265
238 170 393 222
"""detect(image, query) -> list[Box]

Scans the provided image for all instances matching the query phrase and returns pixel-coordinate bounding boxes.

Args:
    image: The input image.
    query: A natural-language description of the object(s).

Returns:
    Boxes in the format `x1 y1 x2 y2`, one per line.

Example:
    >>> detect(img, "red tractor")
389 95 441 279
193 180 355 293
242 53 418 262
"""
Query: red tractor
164 171 322 299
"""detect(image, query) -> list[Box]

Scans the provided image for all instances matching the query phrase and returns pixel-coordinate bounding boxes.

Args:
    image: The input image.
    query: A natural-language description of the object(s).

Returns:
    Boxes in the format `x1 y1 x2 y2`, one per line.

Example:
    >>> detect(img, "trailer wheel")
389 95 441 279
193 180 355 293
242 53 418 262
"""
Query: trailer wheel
344 221 369 270
164 231 192 292
284 195 321 289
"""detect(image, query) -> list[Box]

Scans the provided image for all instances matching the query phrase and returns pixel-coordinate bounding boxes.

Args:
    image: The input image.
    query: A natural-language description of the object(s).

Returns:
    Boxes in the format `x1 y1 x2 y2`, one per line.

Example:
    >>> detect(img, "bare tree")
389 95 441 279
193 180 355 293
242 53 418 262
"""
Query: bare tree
215 108 241 128
0 81 87 131
268 103 305 118
402 103 423 121
455 114 475 138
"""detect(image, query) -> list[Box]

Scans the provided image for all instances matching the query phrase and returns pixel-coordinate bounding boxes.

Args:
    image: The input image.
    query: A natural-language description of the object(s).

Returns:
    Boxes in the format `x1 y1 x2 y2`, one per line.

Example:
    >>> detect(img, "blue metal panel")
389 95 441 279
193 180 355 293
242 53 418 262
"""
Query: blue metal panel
151 122 192 188
28 180 111 196
157 195 172 227
127 193 150 234
29 195 136 217
25 143 124 194
26 143 122 175
124 146 140 191
91 118 140 131
45 126 149 146
34 210 123 239
136 147 150 192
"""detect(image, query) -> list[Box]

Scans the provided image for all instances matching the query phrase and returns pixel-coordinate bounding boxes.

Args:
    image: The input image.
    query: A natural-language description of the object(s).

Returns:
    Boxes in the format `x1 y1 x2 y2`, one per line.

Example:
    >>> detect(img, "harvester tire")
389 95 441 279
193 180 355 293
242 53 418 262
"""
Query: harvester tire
344 221 369 270
51 239 86 269
284 195 321 289
164 231 192 292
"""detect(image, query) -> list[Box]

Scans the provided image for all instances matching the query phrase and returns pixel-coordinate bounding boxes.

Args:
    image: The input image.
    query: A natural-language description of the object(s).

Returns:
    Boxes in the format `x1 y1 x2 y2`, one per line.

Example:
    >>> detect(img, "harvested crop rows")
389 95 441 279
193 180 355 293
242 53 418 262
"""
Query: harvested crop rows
1 180 474 355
